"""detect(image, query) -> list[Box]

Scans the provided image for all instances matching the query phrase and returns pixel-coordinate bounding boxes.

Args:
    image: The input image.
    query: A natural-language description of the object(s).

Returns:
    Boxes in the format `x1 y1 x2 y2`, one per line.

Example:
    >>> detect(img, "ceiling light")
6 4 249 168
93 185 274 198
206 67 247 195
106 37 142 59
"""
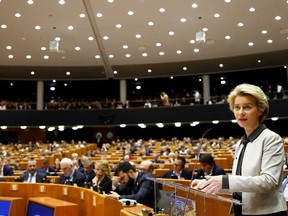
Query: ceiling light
67 26 74 30
190 39 196 44
275 16 281 21
180 18 186 22
238 22 244 27
142 53 148 57
116 24 122 28
191 3 198 8
88 37 94 41
135 34 141 38
96 13 103 17
72 126 78 130
148 22 154 26
224 0 231 3
258 60 261 63
169 31 175 36
30 71 35 75
108 54 114 58
113 71 117 74
48 127 55 131
50 87 55 91
20 126 27 129
127 11 134 16
231 119 237 123
267 39 273 44
95 55 101 59
27 0 34 4
41 47 46 51
66 71 70 75
138 123 146 128
271 117 278 121
125 54 131 58
221 80 226 84
219 64 224 67
159 52 165 56
156 123 164 128
58 0 65 5
156 43 161 47
44 55 49 59
123 45 128 49
49 39 59 52
261 30 268 34
214 13 220 18
212 120 219 124
248 42 254 46
6 45 12 50
0 126 7 130
159 8 165 13
175 122 181 127
176 50 182 54
225 35 231 40
183 67 187 70
148 69 152 73
170 76 173 79
108 0 114 3
15 13 21 17
35 26 41 30
64 83 67 86
8 55 14 59
26 55 32 59
1 24 7 29
249 7 255 12
79 14 86 18
194 48 199 53
196 31 206 43
103 36 109 40
77 125 84 129
120 124 126 128
75 47 81 51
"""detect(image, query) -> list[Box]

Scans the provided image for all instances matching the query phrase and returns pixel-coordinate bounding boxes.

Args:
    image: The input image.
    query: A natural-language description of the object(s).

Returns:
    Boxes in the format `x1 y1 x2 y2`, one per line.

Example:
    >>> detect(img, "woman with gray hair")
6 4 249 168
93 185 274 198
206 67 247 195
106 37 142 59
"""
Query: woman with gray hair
191 83 286 216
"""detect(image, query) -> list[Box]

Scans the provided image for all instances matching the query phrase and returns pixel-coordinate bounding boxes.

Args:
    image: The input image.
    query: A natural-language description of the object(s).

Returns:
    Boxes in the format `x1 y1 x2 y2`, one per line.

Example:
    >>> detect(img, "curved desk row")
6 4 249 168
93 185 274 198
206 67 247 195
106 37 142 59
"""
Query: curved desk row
0 182 122 216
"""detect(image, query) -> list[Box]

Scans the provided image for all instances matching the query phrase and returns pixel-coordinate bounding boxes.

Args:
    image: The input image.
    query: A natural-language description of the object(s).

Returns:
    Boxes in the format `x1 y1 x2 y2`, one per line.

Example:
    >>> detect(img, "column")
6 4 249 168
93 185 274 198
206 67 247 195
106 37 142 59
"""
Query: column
37 80 44 110
120 79 127 104
202 75 210 104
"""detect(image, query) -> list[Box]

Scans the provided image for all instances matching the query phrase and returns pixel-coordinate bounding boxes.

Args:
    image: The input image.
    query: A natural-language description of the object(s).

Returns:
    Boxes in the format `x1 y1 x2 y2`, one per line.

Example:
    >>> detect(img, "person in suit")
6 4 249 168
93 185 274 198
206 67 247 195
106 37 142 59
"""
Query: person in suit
193 154 226 179
92 160 112 194
109 161 160 210
82 160 95 187
138 160 155 175
0 157 14 176
38 158 56 176
191 83 287 216
161 156 192 180
59 157 85 187
19 158 46 183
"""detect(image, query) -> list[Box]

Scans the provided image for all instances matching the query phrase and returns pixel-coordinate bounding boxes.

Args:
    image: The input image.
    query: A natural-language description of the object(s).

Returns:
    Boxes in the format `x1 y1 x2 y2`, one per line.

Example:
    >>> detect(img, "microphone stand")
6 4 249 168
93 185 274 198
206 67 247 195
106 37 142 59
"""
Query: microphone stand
181 128 212 216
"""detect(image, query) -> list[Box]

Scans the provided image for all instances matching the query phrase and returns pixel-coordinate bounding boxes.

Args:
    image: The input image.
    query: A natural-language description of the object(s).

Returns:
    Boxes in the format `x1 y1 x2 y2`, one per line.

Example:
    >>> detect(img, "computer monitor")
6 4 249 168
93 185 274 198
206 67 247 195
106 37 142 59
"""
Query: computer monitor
26 201 54 216
0 200 11 216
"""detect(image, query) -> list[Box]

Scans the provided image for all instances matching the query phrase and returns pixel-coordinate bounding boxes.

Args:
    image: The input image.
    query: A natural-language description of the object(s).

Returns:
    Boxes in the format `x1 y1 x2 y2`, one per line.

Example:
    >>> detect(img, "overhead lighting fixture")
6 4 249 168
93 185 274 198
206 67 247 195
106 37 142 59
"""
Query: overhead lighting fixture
156 123 164 128
39 126 46 129
120 124 126 128
212 120 219 124
0 126 7 130
20 126 27 129
138 123 146 128
231 119 237 123
271 117 279 121
49 39 59 52
175 122 181 127
196 31 206 43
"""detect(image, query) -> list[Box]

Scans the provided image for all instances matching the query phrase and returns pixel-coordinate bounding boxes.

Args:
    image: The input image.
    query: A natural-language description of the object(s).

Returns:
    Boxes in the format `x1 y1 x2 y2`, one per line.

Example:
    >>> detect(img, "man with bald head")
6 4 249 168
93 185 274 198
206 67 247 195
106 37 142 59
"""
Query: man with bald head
138 160 154 175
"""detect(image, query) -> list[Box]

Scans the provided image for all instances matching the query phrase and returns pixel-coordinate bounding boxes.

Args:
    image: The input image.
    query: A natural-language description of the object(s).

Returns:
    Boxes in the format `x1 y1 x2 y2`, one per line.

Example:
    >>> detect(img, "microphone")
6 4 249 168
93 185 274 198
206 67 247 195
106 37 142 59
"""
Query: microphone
181 128 213 216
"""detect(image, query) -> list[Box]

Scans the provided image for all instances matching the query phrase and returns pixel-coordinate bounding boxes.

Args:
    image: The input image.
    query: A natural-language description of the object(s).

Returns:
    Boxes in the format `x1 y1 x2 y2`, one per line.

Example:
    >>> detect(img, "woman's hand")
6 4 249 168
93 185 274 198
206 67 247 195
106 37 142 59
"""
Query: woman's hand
199 175 223 195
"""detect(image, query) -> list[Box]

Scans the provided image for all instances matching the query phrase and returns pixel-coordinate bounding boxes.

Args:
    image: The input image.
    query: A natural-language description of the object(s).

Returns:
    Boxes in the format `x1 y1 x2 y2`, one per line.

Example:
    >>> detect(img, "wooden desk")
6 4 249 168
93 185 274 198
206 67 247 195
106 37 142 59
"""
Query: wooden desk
0 196 26 216
0 182 122 216
28 197 78 216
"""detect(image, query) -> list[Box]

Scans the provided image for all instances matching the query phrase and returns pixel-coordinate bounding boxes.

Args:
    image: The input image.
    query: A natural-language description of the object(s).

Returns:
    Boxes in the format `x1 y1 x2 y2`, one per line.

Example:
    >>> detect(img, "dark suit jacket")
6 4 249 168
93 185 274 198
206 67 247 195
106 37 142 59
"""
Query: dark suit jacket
3 165 14 176
114 172 160 209
194 165 226 179
161 169 192 180
59 170 85 187
93 175 112 194
37 167 57 176
19 171 46 183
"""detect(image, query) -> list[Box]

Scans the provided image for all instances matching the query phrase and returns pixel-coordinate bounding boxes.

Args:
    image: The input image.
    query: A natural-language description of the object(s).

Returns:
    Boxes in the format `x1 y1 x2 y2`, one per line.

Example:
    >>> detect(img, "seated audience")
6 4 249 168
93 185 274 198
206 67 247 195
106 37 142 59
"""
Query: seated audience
193 154 226 179
83 160 96 186
92 160 112 194
38 158 56 176
0 156 14 176
19 158 46 183
138 160 155 175
109 161 160 209
161 156 192 180
59 157 85 187
52 157 61 172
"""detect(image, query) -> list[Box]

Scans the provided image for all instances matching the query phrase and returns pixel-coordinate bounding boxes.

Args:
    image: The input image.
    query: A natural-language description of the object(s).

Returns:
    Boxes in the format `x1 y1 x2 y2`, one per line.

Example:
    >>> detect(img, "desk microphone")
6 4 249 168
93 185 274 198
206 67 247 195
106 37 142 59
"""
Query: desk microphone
181 128 213 216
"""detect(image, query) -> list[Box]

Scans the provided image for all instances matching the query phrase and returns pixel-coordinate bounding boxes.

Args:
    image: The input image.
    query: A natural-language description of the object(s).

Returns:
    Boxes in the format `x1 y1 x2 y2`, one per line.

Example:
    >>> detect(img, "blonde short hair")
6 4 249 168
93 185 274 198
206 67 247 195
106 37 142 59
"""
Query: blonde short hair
227 83 269 123
95 160 111 178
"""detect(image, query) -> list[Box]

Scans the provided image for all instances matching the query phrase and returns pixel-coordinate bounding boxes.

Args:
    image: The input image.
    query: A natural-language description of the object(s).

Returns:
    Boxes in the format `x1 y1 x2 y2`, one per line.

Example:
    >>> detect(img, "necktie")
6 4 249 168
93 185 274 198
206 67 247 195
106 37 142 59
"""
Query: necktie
29 173 34 182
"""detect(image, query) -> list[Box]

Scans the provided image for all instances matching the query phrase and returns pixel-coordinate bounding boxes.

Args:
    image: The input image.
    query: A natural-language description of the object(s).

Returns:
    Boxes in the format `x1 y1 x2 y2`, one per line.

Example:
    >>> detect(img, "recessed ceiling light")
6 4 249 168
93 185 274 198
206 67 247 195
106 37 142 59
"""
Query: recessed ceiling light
238 22 244 27
261 30 268 34
248 42 254 46
96 13 103 17
190 39 196 44
20 126 27 129
159 8 165 12
27 0 34 4
15 13 21 17
135 34 141 38
159 51 165 56
135 78 138 81
107 0 114 3
191 3 198 8
212 120 219 124
120 124 126 128
31 71 35 75
142 53 148 57
194 48 199 53
95 55 100 59
156 43 161 47
88 36 94 41
249 7 255 12
41 47 46 51
116 24 122 28
113 70 117 74
108 54 114 58
148 21 154 26
125 54 131 58
127 11 134 16
66 71 70 75
219 64 224 67
267 39 273 43
148 69 152 73
180 18 186 22
1 24 7 29
169 31 175 36
271 117 278 121
176 50 182 54
79 13 86 18
75 47 81 51
123 45 128 49
54 37 61 41
175 122 181 127
275 16 281 21
170 76 173 79
225 35 231 40
202 27 208 32
183 67 187 70
214 13 220 18
26 55 32 59
258 60 261 63
43 55 49 59
103 36 109 40
8 55 13 59
224 0 231 3
67 25 74 30
6 45 12 50
58 0 65 5
35 25 41 30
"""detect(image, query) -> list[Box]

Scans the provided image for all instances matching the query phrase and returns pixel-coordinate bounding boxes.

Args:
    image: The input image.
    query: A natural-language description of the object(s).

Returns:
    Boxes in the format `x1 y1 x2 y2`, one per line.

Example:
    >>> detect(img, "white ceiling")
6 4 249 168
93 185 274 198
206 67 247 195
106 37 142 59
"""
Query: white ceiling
0 0 288 80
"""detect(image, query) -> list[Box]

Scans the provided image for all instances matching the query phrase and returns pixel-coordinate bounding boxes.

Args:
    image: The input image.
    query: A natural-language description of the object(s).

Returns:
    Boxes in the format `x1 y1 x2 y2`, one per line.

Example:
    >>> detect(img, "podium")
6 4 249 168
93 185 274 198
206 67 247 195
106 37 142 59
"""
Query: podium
147 177 242 216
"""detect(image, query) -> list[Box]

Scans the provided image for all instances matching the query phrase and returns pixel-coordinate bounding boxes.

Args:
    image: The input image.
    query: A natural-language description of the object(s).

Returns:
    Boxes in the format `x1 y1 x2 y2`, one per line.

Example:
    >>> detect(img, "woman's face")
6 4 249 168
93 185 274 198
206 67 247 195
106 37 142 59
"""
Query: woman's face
94 165 104 177
233 95 262 135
